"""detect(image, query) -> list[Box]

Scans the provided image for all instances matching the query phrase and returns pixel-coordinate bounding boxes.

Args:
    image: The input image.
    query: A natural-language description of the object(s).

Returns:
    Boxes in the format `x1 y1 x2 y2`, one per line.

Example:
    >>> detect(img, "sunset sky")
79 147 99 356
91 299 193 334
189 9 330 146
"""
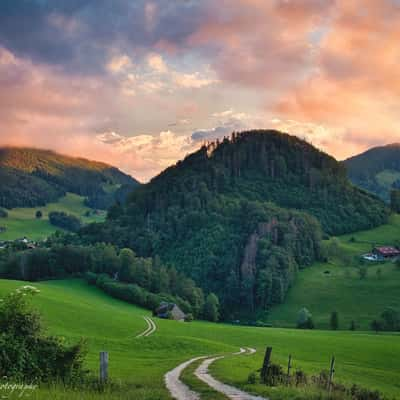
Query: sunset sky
0 0 399 181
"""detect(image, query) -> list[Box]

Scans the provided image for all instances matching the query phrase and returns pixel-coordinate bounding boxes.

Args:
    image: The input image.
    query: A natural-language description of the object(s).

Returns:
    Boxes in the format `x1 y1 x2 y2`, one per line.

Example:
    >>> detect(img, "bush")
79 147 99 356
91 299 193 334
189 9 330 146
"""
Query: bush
247 371 257 384
297 308 314 329
0 286 87 383
265 363 285 386
0 209 8 218
294 369 308 386
85 271 98 285
184 313 194 322
36 210 43 219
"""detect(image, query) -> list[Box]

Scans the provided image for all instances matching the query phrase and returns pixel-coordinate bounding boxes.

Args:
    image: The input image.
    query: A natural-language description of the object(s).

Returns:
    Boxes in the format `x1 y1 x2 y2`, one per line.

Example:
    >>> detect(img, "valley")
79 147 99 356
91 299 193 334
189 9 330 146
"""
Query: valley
0 279 399 399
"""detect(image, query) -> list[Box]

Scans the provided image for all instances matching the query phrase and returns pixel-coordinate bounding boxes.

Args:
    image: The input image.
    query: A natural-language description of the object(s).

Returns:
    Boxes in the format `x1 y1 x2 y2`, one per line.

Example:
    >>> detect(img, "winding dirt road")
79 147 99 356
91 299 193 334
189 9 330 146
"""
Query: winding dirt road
135 316 157 338
165 356 208 400
195 351 266 400
165 347 267 400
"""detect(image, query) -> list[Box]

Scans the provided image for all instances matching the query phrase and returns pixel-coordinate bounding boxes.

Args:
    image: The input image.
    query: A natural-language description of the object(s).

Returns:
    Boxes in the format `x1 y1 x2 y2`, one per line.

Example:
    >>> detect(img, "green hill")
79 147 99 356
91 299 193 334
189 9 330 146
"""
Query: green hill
0 147 139 209
344 143 400 201
83 130 388 318
0 279 399 399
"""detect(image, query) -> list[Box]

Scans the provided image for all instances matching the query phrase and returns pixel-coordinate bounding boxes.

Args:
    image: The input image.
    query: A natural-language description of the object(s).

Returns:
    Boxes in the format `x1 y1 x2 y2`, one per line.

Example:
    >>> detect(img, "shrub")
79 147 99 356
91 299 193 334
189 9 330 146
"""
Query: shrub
0 209 8 218
297 308 314 329
0 286 87 383
247 371 257 384
265 363 285 386
294 369 308 386
36 210 43 219
358 267 367 280
85 271 98 285
184 313 194 322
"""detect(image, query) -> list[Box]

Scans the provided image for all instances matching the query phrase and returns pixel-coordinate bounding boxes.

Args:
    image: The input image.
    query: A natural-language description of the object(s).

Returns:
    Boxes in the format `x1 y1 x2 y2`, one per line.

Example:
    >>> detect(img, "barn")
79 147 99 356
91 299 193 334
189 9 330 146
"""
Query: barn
373 246 400 260
155 302 186 321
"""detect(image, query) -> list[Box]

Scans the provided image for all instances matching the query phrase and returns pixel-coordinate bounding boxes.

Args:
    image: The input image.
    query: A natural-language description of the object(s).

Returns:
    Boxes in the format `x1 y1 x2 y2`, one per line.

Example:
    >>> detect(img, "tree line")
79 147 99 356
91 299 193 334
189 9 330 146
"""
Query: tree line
0 242 219 320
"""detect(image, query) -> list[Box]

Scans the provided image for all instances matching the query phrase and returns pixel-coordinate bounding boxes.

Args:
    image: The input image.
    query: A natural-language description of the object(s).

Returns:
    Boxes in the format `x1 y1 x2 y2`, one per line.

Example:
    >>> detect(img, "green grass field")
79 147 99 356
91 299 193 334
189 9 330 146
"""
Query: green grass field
267 214 400 330
0 279 399 399
0 193 106 241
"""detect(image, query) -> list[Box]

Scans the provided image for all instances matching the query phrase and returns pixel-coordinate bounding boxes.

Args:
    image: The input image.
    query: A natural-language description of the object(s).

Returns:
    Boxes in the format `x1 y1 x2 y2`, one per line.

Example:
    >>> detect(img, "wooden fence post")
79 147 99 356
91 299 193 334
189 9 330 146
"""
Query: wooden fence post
328 356 335 393
260 346 272 384
100 351 109 383
286 354 292 384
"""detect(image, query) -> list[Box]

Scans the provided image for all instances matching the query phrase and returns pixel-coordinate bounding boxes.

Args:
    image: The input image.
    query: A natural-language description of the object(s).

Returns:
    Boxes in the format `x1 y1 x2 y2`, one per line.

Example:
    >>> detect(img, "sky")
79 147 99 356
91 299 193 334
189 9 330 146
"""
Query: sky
0 0 399 181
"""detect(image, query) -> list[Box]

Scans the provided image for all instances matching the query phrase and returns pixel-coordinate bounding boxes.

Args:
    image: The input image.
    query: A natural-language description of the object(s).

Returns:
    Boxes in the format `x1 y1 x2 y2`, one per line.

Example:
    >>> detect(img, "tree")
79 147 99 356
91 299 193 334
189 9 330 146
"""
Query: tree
349 320 356 331
204 293 220 322
327 237 340 260
48 211 81 232
358 267 367 280
330 311 339 330
381 307 400 331
297 308 314 329
119 248 136 282
371 319 383 334
390 189 400 213
35 210 43 219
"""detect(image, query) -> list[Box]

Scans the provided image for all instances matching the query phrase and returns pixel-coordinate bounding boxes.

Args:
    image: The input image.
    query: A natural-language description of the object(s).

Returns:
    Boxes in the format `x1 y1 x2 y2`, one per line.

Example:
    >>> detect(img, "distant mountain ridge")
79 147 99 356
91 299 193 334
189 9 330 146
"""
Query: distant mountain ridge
0 147 139 209
344 143 400 201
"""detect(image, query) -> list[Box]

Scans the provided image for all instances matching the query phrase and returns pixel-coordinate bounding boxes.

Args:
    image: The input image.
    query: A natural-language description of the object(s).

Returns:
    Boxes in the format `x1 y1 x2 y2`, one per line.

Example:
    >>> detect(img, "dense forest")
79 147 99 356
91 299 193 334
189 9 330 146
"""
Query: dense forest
78 131 388 318
344 143 400 201
0 147 139 209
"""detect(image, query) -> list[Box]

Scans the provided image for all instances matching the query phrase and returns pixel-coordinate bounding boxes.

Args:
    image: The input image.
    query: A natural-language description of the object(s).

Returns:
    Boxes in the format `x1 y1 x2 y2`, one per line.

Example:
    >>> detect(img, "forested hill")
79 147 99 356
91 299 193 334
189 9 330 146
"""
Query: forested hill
81 130 388 318
344 143 400 201
0 147 139 209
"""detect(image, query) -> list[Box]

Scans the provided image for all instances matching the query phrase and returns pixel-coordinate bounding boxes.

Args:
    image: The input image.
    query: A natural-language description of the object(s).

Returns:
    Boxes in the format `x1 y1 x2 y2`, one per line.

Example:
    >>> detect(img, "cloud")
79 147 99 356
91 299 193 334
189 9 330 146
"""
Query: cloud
107 54 133 74
272 0 400 158
96 130 198 180
0 0 399 180
147 53 167 73
173 72 217 89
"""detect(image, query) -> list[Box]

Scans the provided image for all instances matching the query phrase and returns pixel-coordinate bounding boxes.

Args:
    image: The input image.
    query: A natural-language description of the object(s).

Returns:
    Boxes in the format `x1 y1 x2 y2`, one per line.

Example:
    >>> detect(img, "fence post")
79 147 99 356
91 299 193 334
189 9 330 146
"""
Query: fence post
328 356 335 393
260 346 272 384
100 351 109 383
286 354 292 384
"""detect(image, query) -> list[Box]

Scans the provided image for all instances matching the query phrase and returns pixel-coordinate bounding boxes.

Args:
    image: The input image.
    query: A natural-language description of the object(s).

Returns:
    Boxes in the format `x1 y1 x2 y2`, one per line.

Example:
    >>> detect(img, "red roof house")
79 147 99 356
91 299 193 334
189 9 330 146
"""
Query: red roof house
373 246 400 259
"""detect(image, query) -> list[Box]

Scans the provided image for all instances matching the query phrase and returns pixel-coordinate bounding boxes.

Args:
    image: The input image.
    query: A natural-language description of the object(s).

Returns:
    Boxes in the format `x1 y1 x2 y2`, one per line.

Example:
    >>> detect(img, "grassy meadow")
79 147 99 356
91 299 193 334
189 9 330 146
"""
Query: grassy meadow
0 193 106 241
0 279 399 399
267 214 400 330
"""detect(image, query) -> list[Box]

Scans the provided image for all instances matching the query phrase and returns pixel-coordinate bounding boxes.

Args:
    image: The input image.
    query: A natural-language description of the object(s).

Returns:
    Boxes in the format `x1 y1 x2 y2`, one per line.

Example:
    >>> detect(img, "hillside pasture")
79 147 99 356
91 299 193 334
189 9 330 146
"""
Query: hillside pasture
0 193 105 241
267 214 400 330
0 279 399 399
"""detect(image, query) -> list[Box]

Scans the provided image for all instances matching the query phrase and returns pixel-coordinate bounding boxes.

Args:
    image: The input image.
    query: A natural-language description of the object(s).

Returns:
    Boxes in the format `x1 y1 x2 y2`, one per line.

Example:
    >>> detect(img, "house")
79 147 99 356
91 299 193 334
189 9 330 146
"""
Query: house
373 246 400 260
155 302 186 321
